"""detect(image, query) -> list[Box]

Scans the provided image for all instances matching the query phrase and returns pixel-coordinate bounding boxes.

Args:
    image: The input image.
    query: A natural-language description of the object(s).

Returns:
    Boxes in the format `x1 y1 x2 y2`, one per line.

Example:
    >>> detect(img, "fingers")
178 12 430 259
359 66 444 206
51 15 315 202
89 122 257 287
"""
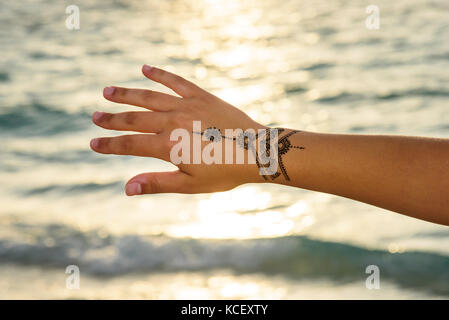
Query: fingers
90 134 168 161
103 86 181 111
142 65 204 98
125 170 193 195
92 111 167 133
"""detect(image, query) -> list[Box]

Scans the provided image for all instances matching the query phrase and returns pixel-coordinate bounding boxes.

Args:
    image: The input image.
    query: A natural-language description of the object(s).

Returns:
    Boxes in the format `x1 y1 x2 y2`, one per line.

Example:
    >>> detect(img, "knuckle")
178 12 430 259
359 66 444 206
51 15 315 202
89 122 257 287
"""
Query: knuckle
116 87 127 98
173 75 184 84
98 113 113 125
179 178 194 193
167 114 184 128
152 67 164 79
162 136 177 157
163 136 177 151
174 76 190 91
141 90 154 100
201 92 216 104
182 98 201 112
168 117 180 128
116 136 131 153
123 112 137 125
147 176 161 193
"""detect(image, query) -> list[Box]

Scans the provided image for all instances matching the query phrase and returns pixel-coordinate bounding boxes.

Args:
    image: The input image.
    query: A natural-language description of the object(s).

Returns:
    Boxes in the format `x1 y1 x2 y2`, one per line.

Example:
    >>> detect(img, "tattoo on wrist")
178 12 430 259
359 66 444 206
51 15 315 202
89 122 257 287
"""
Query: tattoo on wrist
193 127 305 181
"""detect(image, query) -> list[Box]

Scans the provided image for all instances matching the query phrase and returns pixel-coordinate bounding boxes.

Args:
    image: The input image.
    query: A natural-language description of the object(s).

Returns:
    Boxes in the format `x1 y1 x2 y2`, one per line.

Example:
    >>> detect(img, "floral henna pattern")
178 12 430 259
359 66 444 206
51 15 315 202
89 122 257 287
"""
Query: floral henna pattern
193 127 305 181
270 129 304 181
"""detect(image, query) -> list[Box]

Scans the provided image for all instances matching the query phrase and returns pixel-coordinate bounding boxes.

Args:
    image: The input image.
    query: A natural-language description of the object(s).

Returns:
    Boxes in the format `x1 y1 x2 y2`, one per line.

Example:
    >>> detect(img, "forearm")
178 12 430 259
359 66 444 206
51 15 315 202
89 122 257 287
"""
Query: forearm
270 130 449 225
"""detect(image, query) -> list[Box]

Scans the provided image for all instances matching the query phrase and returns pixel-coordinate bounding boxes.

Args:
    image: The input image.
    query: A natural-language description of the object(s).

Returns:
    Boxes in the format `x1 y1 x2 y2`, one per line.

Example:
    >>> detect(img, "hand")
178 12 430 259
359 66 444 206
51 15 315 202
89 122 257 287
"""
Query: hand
90 65 267 195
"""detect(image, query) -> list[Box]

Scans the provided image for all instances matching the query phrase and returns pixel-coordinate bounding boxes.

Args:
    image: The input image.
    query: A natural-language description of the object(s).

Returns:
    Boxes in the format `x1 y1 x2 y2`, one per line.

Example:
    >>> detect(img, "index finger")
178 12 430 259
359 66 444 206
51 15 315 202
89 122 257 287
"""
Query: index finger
142 65 205 98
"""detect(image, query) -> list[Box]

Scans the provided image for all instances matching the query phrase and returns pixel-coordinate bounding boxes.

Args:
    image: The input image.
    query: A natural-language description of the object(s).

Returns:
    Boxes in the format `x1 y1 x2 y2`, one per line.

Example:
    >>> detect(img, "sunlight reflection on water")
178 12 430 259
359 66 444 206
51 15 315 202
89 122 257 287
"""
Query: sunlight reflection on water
0 0 448 299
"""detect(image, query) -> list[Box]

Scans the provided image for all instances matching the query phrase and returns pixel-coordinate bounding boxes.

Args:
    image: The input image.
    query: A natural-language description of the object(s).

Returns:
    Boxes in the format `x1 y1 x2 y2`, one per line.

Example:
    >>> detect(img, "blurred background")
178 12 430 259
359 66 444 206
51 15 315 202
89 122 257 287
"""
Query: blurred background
0 0 448 299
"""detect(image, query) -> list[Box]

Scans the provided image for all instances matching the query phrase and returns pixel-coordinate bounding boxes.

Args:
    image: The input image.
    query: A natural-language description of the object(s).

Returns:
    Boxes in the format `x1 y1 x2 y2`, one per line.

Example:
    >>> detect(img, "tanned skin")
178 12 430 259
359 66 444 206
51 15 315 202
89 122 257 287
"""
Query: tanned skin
90 65 449 226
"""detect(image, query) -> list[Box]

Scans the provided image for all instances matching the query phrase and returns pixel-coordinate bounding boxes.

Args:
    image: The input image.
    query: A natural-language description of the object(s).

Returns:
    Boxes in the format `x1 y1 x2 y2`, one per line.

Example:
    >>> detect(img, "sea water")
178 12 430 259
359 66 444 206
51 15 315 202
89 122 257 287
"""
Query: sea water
0 0 448 299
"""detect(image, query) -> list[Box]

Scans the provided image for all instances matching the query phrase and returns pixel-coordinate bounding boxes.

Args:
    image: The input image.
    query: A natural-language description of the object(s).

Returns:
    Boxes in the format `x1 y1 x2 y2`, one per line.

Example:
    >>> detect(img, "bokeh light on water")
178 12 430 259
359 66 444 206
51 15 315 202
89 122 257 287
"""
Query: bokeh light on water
0 0 448 298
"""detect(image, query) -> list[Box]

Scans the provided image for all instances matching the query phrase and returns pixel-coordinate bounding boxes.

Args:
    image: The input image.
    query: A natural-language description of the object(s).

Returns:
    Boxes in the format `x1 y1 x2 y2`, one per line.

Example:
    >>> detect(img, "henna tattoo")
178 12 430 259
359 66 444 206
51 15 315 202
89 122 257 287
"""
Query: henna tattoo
193 127 305 181
273 129 304 181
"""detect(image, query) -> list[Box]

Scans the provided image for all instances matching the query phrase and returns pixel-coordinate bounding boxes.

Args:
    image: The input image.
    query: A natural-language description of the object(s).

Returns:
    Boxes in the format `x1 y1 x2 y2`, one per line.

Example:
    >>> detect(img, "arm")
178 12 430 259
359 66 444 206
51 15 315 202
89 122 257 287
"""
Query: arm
90 65 449 226
271 130 449 226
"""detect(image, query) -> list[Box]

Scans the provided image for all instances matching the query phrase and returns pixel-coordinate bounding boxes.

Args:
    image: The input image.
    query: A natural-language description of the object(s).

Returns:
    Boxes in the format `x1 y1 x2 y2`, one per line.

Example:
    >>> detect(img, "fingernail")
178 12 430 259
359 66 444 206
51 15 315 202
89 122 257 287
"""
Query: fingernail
103 86 115 97
90 138 100 149
126 182 142 196
143 64 153 72
93 111 105 122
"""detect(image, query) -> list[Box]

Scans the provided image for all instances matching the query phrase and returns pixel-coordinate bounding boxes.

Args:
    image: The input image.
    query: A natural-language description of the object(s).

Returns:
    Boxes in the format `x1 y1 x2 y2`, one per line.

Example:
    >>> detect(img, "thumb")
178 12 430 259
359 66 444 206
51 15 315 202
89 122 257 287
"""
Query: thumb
125 170 192 195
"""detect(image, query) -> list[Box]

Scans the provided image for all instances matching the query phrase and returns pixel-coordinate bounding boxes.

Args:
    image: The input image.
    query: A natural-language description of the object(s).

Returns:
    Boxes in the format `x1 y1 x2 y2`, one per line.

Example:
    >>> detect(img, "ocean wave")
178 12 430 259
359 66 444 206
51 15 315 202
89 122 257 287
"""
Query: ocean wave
29 52 70 60
7 149 115 165
10 150 90 163
22 181 123 196
376 88 449 100
315 88 449 104
0 150 130 174
364 52 449 69
0 223 447 296
0 103 90 136
315 92 365 103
